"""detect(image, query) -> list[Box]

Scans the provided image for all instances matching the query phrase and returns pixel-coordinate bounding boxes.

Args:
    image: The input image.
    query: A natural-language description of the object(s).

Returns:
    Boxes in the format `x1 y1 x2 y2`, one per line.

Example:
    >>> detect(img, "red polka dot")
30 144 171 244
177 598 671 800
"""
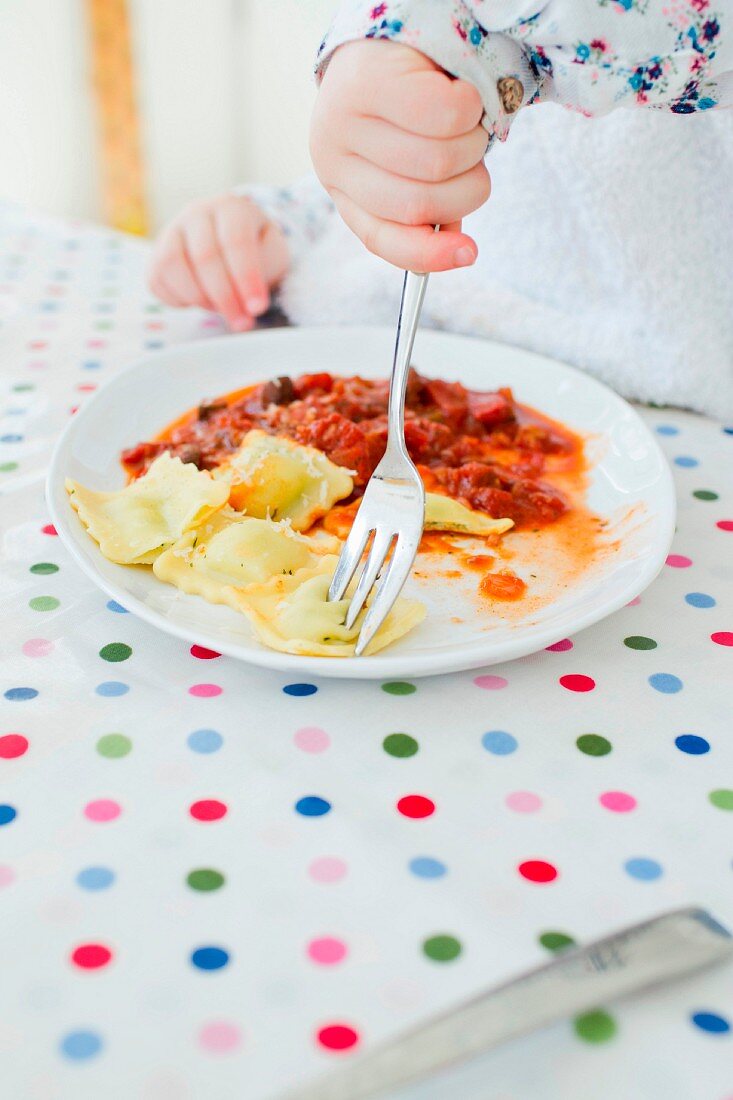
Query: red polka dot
189 799 227 821
559 674 596 693
711 632 733 647
0 734 28 759
666 554 692 568
317 1024 359 1052
69 405 79 416
397 795 435 819
546 639 573 652
518 860 558 884
71 943 113 969
41 524 57 536
28 340 47 350
188 683 223 697
77 383 97 392
190 645 221 660
716 520 733 532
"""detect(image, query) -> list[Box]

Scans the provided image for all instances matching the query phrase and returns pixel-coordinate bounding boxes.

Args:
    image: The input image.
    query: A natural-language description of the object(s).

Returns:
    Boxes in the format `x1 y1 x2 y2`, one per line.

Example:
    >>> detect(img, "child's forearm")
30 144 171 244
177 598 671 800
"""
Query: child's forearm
317 1 729 146
233 174 335 270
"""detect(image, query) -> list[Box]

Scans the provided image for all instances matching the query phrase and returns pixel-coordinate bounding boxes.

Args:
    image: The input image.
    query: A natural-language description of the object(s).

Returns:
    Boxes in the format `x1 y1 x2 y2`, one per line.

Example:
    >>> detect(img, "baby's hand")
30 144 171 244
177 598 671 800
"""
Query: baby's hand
310 40 489 272
149 195 289 331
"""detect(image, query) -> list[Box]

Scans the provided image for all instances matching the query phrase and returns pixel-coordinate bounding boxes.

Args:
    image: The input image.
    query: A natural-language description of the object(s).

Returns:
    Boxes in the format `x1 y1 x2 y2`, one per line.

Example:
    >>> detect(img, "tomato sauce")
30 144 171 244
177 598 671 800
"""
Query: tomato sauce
120 370 583 531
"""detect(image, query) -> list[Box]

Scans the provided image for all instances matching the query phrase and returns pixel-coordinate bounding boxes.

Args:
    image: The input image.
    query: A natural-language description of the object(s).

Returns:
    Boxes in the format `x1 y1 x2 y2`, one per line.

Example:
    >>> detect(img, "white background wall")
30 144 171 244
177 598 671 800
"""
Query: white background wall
0 0 334 232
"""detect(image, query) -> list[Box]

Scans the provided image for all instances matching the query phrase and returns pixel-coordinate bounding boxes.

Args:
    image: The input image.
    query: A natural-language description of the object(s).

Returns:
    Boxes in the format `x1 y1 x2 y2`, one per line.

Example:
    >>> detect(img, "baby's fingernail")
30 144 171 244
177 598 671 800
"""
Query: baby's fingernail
246 296 268 316
231 316 253 332
454 246 476 268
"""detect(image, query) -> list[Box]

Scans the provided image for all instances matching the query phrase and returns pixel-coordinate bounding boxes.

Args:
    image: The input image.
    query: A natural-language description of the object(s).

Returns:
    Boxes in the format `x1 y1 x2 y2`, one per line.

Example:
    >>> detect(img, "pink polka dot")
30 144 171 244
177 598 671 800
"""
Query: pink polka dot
711 632 733 647
28 359 48 369
87 338 107 348
627 596 642 607
77 383 97 392
201 317 223 329
84 799 121 823
599 791 637 813
559 674 596 692
307 937 347 966
188 683 222 698
308 857 347 884
198 1022 242 1054
545 639 573 652
294 727 330 753
473 675 508 690
716 520 733 532
0 734 28 758
505 791 542 813
22 638 54 657
41 524 57 536
666 554 692 568
0 865 15 888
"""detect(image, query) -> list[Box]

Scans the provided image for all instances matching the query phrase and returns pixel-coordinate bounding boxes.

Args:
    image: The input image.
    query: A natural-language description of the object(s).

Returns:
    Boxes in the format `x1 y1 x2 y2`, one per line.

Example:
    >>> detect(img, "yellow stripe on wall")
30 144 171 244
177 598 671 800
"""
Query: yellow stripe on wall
86 0 148 236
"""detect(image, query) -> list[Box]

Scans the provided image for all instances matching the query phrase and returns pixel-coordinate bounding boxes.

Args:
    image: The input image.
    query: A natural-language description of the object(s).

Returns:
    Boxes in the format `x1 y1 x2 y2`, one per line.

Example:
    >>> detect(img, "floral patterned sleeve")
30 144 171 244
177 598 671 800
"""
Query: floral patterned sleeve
316 1 731 145
233 175 335 269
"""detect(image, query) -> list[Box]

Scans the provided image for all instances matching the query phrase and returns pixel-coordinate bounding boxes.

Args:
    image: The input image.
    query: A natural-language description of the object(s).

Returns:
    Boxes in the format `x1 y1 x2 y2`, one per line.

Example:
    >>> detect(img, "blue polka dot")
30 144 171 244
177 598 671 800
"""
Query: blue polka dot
624 857 663 881
722 427 733 436
82 360 101 370
674 456 699 468
409 857 447 879
60 1030 103 1061
95 681 129 697
295 796 331 817
0 804 18 826
283 683 317 697
648 673 683 694
0 434 23 443
481 730 518 755
187 728 223 754
675 734 710 755
656 425 679 436
190 946 229 971
76 866 115 891
685 592 716 608
691 1012 730 1035
4 686 38 701
144 340 164 350
7 408 25 415
39 301 59 312
106 600 128 614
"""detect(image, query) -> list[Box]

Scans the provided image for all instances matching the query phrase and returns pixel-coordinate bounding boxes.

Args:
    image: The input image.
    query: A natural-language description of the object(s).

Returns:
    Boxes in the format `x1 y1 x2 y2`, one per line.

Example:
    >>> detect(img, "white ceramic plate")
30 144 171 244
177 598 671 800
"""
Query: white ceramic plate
47 326 675 679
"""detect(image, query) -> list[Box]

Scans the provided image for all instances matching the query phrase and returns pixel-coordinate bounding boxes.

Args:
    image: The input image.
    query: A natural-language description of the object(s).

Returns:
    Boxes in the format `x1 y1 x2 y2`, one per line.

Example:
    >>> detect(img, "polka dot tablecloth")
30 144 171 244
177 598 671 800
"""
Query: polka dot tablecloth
1 207 732 1100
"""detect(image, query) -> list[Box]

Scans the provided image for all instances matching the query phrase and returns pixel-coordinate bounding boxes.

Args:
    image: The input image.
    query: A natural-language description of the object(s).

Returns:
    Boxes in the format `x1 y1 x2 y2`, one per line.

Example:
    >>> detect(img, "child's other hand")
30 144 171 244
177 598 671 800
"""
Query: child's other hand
149 195 289 331
310 40 489 273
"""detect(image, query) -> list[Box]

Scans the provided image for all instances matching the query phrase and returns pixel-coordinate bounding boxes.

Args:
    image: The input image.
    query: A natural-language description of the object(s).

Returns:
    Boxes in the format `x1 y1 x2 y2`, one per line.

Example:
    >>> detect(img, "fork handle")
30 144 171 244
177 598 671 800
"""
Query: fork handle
386 268 430 457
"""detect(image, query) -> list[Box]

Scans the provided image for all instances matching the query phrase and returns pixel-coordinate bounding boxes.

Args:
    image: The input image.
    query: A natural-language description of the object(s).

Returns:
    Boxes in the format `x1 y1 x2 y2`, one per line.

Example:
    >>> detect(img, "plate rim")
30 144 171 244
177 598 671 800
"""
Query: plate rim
46 325 676 680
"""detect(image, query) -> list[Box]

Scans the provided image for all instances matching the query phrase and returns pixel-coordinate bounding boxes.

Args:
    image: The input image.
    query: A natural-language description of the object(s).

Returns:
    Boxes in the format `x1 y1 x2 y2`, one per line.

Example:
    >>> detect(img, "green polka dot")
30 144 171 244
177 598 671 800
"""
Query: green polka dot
12 383 34 392
576 734 612 757
693 490 718 501
30 562 59 575
573 1010 617 1044
95 321 114 331
383 733 419 758
145 303 163 313
29 596 59 612
187 868 225 892
539 931 576 953
381 682 416 696
624 636 657 650
0 462 18 473
99 643 132 662
709 789 733 811
422 935 462 962
96 734 132 759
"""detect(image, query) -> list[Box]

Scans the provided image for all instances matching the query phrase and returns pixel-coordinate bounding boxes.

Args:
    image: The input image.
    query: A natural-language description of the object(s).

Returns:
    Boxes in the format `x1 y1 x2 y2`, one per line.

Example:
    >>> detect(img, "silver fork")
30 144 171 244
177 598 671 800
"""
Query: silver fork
328 268 429 656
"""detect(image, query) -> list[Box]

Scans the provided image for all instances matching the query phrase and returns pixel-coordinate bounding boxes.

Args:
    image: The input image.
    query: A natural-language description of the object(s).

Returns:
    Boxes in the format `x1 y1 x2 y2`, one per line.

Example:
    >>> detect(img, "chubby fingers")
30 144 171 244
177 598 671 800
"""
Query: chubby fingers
331 188 477 273
347 116 488 183
338 155 490 227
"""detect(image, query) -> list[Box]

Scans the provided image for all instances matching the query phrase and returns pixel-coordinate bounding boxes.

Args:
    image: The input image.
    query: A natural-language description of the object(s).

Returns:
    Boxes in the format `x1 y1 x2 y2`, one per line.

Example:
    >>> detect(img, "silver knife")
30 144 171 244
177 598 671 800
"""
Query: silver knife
280 907 732 1100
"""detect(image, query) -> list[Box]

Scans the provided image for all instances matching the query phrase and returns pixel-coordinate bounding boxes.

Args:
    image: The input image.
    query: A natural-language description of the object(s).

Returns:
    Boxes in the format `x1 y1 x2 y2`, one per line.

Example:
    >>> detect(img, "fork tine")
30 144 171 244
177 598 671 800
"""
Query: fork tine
344 528 395 630
354 534 416 657
328 515 372 602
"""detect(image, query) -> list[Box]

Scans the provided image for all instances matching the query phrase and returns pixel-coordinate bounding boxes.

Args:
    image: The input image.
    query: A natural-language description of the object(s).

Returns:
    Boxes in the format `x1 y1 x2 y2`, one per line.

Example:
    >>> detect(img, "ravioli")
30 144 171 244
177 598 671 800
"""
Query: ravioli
238 557 426 657
66 453 229 564
424 493 513 536
153 510 341 613
214 430 353 530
